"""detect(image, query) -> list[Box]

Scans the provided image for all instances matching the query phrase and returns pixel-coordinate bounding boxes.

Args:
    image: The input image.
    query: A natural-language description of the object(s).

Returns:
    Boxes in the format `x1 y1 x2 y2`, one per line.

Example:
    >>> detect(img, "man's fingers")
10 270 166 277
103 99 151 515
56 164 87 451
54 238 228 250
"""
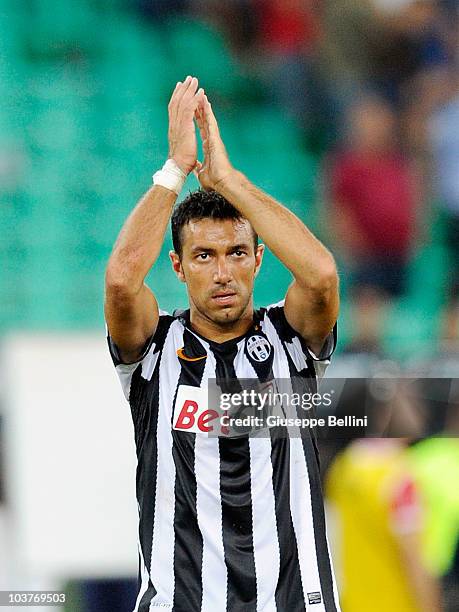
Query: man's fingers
197 97 207 128
194 104 207 144
168 78 190 121
196 102 211 149
178 77 199 115
181 88 204 126
167 80 182 116
170 75 193 121
169 81 180 102
203 95 221 140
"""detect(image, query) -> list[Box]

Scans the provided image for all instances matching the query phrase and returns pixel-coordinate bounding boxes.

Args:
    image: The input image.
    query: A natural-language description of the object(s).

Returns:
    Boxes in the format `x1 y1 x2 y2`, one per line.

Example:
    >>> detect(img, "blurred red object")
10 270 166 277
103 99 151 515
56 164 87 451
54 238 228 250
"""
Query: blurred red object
329 98 418 260
255 0 321 54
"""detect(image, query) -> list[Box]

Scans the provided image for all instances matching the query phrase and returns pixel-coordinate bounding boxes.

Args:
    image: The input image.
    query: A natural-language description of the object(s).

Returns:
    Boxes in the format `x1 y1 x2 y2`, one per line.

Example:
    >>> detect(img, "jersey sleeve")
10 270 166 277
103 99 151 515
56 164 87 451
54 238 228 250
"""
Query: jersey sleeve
106 310 173 401
264 299 337 379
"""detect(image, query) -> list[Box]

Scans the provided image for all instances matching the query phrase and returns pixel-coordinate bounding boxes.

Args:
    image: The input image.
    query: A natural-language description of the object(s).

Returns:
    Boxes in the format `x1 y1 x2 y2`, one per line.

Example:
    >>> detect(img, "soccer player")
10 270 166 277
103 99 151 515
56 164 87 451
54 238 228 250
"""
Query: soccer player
105 76 341 612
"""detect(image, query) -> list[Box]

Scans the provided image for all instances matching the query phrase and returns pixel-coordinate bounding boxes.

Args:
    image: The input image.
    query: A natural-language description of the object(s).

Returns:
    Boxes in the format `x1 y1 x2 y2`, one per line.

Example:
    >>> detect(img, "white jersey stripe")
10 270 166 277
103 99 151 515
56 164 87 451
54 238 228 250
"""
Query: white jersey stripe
149 321 183 609
115 362 140 402
110 318 163 400
284 338 308 373
260 312 290 380
195 348 228 612
195 434 228 611
233 337 258 378
289 437 326 612
141 348 161 382
248 435 280 612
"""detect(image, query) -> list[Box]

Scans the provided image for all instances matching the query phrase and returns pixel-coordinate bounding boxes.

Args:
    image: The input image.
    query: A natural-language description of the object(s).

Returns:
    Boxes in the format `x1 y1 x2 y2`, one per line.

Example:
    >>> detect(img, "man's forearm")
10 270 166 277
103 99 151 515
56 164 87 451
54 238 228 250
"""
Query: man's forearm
106 185 176 294
217 171 336 289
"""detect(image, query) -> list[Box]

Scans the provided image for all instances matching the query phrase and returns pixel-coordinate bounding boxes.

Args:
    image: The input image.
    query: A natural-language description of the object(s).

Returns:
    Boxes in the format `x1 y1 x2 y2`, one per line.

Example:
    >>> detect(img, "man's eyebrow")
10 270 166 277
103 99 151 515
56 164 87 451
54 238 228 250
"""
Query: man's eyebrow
229 243 251 251
190 243 252 254
190 246 215 253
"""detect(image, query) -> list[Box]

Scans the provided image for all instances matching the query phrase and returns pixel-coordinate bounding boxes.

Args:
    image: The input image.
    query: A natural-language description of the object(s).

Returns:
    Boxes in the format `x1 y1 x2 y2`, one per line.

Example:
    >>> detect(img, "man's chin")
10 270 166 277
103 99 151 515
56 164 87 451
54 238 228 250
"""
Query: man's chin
207 302 246 325
210 307 241 325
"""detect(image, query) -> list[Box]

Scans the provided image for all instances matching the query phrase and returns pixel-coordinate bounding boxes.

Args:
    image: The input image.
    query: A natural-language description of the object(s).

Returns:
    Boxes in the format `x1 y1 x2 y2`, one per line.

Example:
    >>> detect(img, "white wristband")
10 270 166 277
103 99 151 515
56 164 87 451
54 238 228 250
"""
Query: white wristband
152 159 187 195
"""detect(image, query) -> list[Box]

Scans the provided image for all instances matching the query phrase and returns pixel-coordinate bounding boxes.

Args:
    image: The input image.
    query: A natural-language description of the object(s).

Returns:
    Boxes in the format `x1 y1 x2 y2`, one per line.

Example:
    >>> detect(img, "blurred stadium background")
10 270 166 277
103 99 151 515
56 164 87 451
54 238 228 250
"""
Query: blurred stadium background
0 1 458 611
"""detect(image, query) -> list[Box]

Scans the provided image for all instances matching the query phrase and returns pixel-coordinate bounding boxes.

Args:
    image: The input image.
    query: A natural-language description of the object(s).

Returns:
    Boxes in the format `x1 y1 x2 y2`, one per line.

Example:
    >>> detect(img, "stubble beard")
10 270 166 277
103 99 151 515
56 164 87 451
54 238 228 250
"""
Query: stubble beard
198 291 253 328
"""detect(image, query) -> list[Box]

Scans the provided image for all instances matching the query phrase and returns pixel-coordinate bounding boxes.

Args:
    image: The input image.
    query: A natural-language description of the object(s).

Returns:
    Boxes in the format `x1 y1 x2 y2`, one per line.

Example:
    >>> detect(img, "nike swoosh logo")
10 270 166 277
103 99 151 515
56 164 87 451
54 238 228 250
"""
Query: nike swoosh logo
176 347 207 362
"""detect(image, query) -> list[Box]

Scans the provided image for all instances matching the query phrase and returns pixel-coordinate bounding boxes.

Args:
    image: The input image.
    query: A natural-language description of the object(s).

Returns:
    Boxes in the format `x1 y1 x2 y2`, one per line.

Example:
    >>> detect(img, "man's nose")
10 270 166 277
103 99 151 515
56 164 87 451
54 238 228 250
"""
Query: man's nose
213 256 232 284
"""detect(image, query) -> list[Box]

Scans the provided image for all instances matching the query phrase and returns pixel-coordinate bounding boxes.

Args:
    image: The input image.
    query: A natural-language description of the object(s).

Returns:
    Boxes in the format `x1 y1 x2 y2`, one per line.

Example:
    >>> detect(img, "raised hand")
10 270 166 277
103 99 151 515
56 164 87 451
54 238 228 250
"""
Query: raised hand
168 76 204 175
194 95 235 191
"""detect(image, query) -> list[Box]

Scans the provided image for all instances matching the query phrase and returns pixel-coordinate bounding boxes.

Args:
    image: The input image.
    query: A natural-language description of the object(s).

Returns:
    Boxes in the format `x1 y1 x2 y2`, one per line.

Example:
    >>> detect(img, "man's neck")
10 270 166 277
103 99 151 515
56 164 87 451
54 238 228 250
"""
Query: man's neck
189 305 254 344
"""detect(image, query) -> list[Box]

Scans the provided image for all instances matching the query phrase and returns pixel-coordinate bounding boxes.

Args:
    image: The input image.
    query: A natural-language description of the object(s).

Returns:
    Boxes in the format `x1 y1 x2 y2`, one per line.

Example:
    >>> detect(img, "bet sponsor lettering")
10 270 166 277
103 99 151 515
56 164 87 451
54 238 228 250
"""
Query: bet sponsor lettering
173 385 226 434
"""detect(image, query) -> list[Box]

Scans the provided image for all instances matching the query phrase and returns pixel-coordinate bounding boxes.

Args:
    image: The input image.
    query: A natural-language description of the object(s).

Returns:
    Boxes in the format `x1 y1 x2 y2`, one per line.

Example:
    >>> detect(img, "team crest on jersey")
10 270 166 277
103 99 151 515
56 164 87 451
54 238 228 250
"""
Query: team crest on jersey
246 335 272 362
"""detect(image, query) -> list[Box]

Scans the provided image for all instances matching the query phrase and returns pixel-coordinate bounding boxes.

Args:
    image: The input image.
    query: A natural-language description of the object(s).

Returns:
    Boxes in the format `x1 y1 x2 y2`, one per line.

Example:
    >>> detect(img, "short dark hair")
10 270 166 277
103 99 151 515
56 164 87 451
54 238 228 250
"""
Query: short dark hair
171 189 258 257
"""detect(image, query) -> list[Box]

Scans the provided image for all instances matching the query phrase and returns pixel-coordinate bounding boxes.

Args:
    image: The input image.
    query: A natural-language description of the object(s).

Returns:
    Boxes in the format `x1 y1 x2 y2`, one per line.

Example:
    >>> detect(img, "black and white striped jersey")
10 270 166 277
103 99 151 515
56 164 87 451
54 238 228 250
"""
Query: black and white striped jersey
107 300 341 612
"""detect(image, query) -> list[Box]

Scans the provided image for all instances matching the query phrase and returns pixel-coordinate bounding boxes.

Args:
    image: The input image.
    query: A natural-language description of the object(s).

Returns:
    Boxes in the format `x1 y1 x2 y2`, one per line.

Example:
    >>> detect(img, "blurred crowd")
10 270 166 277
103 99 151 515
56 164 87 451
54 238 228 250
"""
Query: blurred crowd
136 0 459 357
317 372 459 612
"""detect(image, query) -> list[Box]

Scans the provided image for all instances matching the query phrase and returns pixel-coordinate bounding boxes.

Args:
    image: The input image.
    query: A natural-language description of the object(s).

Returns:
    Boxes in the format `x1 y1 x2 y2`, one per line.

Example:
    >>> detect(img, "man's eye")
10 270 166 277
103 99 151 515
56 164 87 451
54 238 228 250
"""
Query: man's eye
198 253 209 260
234 250 245 257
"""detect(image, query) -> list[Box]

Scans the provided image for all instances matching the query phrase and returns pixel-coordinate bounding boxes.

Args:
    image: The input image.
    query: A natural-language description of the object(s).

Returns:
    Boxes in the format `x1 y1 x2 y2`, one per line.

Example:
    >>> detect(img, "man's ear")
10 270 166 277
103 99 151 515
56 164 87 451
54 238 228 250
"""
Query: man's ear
254 244 265 278
169 250 186 283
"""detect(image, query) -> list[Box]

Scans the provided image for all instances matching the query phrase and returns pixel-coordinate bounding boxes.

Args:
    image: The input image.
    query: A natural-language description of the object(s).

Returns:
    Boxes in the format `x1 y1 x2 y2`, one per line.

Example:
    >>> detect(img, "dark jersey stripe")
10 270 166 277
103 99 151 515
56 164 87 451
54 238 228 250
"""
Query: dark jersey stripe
131 362 159 591
270 427 306 612
219 435 257 612
172 329 207 611
139 581 157 612
212 341 257 612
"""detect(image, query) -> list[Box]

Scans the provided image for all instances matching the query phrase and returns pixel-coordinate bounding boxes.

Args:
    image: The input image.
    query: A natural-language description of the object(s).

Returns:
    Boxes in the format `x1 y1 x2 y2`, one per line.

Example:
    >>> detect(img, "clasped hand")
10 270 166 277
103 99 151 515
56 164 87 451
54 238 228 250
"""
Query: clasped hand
167 76 234 192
